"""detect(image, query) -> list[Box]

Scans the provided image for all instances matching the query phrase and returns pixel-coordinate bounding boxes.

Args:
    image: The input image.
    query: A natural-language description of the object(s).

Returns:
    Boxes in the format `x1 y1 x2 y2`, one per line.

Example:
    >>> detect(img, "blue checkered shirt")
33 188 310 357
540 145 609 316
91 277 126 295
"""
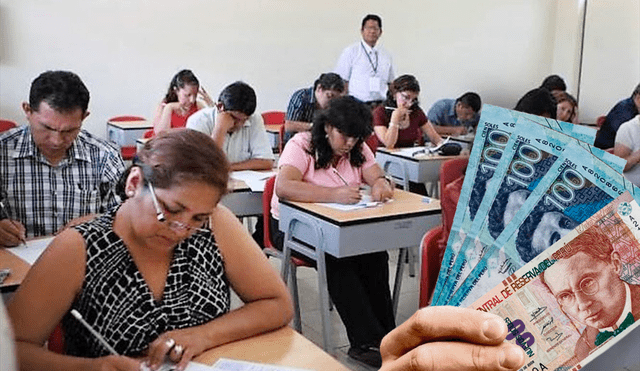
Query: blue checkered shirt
0 126 125 237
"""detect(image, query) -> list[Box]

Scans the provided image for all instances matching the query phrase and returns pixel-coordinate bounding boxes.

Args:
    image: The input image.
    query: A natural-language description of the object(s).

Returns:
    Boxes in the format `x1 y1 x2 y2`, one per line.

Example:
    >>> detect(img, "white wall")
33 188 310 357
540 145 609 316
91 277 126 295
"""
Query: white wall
0 0 633 137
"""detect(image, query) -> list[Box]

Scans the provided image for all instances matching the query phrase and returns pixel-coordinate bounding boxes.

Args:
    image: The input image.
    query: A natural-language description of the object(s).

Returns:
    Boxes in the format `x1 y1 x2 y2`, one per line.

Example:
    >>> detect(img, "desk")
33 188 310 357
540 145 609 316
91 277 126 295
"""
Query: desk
375 147 465 194
265 124 282 152
220 179 263 218
107 120 152 148
194 326 349 370
278 190 441 350
0 249 30 292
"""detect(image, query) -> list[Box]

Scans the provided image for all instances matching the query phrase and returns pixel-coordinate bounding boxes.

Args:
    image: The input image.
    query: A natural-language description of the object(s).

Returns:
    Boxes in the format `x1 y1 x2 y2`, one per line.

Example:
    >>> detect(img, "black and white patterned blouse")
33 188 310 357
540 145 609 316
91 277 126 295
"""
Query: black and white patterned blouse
62 208 230 357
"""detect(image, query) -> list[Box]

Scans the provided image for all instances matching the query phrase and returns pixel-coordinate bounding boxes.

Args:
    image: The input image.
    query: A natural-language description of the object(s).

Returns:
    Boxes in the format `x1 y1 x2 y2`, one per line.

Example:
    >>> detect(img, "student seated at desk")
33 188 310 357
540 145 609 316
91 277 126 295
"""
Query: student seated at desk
426 92 482 136
372 74 442 149
270 96 394 368
284 72 345 143
0 70 125 247
7 129 293 371
514 87 557 118
186 81 274 171
152 69 213 134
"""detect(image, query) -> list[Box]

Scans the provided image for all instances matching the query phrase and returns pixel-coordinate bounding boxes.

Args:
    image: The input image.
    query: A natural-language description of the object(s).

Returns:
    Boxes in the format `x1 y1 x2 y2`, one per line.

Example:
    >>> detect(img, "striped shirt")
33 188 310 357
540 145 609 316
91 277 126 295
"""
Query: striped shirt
285 87 316 123
0 126 125 237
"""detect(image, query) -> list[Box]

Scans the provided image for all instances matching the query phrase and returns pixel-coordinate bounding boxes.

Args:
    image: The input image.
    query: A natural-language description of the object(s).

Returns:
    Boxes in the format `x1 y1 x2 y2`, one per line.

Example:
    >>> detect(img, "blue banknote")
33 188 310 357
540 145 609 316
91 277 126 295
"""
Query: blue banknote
432 106 596 304
450 140 639 307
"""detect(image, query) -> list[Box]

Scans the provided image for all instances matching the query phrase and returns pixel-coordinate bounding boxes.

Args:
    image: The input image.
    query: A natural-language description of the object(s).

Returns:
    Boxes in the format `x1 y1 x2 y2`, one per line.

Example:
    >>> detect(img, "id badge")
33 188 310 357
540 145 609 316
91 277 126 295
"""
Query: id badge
369 77 381 93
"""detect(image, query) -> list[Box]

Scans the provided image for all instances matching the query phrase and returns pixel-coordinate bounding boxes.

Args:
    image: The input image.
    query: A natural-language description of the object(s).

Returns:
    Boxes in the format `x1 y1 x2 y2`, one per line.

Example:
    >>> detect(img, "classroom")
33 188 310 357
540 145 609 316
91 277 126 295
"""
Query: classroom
1 1 639 370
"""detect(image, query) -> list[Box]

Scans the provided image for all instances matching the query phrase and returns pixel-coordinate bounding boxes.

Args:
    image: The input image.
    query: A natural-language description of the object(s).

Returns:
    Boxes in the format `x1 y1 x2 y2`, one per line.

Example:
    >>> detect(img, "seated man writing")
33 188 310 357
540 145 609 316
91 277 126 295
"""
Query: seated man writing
0 70 125 247
427 92 482 136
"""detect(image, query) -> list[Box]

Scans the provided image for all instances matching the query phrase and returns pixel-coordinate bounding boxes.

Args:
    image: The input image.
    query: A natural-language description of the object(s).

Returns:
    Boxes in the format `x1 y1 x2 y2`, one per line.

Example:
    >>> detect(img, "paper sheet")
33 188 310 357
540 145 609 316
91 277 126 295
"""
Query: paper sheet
7 236 55 265
210 358 312 371
231 171 277 192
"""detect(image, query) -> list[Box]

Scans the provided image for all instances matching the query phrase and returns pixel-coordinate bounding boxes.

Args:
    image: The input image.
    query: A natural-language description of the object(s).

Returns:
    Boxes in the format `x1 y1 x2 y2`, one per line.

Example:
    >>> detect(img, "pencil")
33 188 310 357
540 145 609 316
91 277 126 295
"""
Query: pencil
70 309 118 355
332 168 349 186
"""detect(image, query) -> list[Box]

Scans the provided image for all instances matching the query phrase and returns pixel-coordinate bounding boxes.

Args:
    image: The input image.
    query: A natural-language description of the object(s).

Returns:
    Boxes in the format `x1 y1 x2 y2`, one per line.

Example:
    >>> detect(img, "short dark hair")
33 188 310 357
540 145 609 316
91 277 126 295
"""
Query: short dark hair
313 73 345 92
163 69 200 103
118 129 230 199
29 70 90 114
361 14 382 29
540 75 566 92
309 96 372 169
514 88 557 119
632 82 640 99
456 92 482 112
218 81 257 116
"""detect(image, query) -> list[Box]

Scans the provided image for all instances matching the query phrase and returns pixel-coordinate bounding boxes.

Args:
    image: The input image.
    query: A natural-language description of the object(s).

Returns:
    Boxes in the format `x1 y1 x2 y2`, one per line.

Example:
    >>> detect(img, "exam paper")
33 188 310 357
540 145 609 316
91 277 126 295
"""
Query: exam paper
210 358 312 371
231 171 277 192
7 236 54 265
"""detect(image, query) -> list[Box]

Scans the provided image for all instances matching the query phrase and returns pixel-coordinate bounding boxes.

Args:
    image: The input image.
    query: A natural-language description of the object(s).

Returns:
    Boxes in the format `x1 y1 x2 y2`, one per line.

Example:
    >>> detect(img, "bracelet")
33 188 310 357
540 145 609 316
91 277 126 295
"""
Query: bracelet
378 175 394 186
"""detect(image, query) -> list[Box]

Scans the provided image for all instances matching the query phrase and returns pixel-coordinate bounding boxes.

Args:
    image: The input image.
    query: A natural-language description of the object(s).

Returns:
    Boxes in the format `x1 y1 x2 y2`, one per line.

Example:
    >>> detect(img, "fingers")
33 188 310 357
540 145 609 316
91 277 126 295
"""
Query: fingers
101 355 141 371
146 337 176 370
381 307 509 363
0 219 26 247
380 340 525 371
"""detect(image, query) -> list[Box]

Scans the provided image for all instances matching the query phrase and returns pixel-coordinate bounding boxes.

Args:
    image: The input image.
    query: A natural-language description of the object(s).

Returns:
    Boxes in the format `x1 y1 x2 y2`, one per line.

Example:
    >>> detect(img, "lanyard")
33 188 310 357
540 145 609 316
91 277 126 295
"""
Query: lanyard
361 42 378 74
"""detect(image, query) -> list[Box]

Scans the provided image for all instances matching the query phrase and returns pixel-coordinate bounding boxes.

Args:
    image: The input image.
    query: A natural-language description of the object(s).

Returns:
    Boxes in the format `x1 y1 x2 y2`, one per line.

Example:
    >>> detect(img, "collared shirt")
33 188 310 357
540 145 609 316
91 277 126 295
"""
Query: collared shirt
284 87 316 142
600 282 632 333
335 40 395 102
186 107 274 164
615 115 640 186
0 126 125 237
427 98 480 128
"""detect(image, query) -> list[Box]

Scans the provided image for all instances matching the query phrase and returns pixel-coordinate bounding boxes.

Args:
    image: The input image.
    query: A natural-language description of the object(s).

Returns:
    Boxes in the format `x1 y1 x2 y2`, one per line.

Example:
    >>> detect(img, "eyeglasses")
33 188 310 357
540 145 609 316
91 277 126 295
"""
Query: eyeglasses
147 182 209 233
555 276 599 308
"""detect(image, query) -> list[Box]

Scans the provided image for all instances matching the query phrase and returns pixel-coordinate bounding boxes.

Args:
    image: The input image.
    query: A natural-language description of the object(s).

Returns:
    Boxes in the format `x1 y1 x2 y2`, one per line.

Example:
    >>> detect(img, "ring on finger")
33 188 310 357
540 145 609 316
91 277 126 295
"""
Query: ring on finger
172 344 184 357
165 338 176 349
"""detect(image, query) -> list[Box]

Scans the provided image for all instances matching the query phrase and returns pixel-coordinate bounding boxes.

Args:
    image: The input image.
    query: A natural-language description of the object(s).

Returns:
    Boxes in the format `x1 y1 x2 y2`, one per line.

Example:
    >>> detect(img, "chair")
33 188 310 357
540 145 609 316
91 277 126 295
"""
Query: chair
418 156 469 307
262 175 314 332
0 119 18 132
262 111 286 152
108 116 146 161
596 115 606 129
364 133 378 154
47 323 65 354
278 125 286 153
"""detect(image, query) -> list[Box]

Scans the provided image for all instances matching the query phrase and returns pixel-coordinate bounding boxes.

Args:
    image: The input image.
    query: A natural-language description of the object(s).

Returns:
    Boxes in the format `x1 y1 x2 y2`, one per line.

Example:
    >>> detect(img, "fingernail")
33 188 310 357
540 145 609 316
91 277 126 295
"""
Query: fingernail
500 345 524 369
482 317 506 340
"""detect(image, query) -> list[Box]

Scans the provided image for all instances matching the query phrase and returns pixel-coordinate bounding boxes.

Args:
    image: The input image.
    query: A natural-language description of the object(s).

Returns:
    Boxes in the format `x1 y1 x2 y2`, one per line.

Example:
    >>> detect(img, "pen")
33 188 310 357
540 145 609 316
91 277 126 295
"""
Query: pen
384 106 396 111
332 168 349 186
0 200 27 247
70 309 118 355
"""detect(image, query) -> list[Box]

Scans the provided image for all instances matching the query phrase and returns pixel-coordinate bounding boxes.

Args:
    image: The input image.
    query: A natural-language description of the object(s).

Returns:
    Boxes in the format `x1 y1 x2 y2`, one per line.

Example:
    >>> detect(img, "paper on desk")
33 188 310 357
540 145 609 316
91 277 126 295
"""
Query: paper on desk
210 358 312 371
316 195 388 211
231 171 277 192
7 236 54 265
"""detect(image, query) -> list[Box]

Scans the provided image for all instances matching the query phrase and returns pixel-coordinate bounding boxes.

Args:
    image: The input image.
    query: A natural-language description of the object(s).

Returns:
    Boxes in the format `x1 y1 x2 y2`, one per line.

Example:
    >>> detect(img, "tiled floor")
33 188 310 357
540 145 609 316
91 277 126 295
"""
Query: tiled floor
231 248 421 371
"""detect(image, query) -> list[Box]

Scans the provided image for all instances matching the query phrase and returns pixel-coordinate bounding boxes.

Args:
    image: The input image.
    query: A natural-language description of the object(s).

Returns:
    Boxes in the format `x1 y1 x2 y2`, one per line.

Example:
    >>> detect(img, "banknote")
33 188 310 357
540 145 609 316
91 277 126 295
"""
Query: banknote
437 117 624 305
471 192 640 371
433 110 596 305
451 140 640 307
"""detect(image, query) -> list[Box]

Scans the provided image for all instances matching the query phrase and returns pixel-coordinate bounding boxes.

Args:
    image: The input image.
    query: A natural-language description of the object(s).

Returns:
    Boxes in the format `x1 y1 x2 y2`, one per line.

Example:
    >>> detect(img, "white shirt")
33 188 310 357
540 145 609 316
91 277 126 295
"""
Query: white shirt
186 107 274 164
334 40 395 102
0 301 17 371
615 115 640 186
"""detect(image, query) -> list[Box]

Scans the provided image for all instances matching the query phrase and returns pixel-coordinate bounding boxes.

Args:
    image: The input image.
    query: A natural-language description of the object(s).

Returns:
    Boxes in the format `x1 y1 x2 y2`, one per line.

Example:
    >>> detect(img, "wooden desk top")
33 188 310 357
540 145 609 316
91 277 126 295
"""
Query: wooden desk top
194 326 349 370
0 248 30 290
281 189 440 226
107 120 152 129
264 124 282 133
377 147 467 162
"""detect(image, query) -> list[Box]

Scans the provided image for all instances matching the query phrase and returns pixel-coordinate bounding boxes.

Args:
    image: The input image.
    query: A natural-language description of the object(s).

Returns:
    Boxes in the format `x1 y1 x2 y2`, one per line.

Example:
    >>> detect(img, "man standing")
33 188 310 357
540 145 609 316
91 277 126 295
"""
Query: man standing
427 92 482 136
335 14 395 107
541 226 640 364
186 81 274 171
0 70 125 246
284 72 344 142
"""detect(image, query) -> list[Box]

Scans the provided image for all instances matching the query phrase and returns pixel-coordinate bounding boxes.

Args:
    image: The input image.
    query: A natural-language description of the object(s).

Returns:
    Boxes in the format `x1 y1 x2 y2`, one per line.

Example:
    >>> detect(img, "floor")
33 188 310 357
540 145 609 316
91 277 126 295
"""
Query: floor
231 248 421 371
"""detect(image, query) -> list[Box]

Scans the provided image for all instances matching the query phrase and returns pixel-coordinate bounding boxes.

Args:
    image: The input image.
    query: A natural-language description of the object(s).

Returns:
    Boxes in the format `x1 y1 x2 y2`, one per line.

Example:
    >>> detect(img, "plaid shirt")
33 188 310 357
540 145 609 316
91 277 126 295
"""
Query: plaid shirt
0 126 125 237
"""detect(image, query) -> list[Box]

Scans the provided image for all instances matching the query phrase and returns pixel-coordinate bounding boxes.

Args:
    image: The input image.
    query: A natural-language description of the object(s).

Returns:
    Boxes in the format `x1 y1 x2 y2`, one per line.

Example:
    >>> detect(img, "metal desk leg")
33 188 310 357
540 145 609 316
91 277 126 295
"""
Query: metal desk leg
316 248 331 352
392 248 406 316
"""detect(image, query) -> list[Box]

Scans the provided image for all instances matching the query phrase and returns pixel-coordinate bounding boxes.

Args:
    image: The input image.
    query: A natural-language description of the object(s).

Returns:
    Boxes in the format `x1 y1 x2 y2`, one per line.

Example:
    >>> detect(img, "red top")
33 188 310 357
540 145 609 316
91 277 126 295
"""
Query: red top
372 105 427 147
170 103 199 128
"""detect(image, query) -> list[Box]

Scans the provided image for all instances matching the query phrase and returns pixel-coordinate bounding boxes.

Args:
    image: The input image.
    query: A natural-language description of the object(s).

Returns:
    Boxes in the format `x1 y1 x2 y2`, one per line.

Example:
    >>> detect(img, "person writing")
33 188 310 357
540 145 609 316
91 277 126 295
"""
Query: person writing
7 129 293 371
186 81 274 171
152 69 213 134
270 96 394 368
0 70 125 247
426 92 482 136
372 74 443 149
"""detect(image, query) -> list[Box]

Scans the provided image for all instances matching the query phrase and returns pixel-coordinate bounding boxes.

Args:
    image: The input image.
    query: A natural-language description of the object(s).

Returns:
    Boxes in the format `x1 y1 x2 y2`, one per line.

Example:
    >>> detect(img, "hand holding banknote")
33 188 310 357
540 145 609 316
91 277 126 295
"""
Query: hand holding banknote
379 307 525 371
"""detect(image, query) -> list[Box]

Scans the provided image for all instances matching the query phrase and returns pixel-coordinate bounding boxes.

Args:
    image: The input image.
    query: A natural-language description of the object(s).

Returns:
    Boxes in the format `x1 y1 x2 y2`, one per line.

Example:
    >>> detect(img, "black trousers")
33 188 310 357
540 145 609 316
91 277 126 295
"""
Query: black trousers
270 215 395 347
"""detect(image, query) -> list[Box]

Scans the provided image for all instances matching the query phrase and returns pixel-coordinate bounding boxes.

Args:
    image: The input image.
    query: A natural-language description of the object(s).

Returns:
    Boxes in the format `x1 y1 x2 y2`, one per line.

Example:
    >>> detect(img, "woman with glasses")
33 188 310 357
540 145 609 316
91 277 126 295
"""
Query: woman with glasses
270 96 394 368
7 129 293 371
372 74 443 149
